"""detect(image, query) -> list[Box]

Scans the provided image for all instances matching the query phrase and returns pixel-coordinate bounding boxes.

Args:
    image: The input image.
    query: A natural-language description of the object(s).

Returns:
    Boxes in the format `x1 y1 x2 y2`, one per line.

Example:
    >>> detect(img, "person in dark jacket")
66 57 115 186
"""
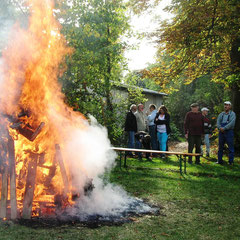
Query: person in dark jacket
184 103 204 164
201 107 212 157
154 105 171 157
124 104 137 156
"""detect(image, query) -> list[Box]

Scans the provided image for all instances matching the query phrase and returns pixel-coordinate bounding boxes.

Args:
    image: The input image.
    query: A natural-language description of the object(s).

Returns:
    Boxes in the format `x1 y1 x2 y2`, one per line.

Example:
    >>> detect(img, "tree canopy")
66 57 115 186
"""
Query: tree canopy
141 0 240 143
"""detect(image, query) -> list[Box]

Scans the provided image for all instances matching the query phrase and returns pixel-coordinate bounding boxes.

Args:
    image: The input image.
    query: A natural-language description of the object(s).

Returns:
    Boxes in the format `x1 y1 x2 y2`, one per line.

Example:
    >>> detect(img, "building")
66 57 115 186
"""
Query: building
112 84 167 109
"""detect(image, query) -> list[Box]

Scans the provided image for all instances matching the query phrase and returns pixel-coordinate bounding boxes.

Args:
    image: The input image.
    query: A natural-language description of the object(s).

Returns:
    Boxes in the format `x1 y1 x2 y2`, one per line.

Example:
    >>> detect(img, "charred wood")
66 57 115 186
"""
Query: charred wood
54 144 69 195
22 153 38 219
8 136 17 219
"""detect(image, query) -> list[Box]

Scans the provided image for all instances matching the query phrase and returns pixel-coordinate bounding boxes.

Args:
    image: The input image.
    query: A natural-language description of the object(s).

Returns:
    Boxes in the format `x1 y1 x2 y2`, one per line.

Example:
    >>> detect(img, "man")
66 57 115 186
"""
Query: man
201 107 212 157
146 104 158 154
124 104 137 156
216 101 236 165
135 104 147 160
184 103 204 164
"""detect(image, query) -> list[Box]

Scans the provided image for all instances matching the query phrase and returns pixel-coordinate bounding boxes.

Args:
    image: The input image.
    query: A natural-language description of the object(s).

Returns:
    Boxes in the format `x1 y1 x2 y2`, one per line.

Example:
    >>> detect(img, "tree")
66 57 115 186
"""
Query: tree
56 0 131 142
143 0 240 145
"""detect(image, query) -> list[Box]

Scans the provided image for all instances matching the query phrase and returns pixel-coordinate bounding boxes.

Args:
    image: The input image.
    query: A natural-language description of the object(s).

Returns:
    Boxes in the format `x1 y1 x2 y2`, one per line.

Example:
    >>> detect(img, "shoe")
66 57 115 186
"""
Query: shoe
215 161 223 165
160 154 166 159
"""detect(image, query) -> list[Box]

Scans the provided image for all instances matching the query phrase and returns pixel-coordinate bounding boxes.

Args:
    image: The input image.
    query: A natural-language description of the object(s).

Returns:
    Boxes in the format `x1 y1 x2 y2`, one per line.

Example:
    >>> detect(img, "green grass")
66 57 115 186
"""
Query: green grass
1 155 240 240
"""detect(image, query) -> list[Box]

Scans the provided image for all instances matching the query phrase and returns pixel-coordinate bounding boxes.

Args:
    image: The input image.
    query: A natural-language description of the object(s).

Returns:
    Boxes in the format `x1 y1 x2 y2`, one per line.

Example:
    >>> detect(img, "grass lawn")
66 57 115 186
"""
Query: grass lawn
0 154 240 240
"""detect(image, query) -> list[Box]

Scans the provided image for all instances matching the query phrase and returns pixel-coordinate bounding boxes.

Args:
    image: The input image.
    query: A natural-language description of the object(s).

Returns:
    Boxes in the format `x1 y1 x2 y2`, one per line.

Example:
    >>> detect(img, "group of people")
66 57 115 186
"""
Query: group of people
184 101 236 165
125 100 236 165
124 103 171 160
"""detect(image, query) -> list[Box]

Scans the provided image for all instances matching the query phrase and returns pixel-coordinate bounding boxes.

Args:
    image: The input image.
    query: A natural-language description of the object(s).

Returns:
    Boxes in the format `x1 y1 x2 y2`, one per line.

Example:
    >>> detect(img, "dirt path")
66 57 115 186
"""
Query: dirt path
168 141 188 152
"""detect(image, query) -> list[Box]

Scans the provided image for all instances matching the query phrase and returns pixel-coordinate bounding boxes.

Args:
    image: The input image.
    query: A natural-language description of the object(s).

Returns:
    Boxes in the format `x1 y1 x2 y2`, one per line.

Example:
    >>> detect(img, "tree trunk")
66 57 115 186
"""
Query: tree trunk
230 38 240 149
232 84 240 149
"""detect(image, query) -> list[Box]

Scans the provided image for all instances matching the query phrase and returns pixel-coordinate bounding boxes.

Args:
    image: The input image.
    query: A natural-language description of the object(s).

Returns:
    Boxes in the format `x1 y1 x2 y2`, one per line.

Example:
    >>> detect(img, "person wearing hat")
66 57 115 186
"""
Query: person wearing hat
216 101 236 165
201 107 212 157
184 103 204 164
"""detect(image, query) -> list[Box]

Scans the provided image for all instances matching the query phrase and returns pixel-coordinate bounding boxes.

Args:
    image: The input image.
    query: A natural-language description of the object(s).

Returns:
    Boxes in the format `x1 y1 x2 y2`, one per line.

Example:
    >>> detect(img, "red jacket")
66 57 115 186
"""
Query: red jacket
184 111 204 135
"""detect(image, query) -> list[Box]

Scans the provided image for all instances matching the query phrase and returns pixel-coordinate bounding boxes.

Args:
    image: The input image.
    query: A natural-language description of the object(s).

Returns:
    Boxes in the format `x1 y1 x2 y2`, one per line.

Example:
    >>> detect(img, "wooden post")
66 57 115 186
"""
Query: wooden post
0 141 9 219
8 136 17 219
22 153 38 219
0 164 8 219
55 144 69 195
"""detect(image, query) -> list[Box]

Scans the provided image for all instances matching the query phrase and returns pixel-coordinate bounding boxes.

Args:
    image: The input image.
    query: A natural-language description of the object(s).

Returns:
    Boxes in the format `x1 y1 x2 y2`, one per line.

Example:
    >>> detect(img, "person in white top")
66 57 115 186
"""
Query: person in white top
154 105 171 158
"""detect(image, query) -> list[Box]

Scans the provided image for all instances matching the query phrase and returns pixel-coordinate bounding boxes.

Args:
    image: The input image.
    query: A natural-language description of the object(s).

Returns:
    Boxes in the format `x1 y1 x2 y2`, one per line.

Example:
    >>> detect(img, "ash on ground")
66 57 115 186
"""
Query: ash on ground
18 197 160 228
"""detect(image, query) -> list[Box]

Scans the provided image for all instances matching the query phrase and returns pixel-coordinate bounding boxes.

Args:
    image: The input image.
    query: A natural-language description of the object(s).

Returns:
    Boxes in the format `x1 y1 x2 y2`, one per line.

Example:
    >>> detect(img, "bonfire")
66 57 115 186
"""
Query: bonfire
0 0 157 223
0 0 94 219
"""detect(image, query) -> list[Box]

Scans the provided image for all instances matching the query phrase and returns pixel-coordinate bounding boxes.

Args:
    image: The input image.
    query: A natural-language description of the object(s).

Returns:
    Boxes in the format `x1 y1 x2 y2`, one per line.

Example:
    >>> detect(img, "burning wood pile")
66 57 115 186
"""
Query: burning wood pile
0 0 94 220
0 110 94 219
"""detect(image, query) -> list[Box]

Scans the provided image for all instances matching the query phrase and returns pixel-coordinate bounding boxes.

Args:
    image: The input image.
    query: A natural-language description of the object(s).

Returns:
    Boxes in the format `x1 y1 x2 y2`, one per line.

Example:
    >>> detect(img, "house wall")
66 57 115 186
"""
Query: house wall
143 93 164 111
111 88 128 104
111 88 165 110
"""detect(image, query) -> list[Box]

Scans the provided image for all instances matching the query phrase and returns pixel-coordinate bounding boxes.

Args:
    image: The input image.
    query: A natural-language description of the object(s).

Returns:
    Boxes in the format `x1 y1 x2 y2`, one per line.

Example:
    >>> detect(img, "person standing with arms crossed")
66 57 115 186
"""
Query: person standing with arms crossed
216 101 236 165
154 105 171 158
184 103 204 164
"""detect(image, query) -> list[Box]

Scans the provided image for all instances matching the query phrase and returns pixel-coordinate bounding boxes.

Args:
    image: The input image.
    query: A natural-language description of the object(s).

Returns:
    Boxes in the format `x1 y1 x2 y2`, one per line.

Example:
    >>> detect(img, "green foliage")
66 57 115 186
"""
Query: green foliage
166 75 231 135
169 122 181 141
56 0 132 143
124 72 148 105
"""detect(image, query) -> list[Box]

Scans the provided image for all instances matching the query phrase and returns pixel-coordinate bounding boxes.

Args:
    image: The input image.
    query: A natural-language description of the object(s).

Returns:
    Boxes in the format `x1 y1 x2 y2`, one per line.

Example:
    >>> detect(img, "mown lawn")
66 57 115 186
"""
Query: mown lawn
0 154 240 240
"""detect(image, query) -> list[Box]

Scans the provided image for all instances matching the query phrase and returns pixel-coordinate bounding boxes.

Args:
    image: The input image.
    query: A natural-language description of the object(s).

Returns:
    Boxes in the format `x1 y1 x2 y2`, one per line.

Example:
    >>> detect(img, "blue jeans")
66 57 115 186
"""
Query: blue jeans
204 134 210 154
218 130 234 163
157 132 168 151
149 125 158 150
201 134 210 155
127 131 135 149
127 131 135 156
136 139 142 158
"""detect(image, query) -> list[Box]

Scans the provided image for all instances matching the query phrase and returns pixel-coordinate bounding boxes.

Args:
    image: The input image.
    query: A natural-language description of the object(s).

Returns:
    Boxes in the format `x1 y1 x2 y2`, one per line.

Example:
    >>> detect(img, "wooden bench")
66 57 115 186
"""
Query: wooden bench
111 147 201 175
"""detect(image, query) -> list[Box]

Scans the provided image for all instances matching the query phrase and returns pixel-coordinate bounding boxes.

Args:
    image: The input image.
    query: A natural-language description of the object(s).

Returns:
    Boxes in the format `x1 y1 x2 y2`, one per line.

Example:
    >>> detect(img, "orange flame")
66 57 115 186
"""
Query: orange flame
0 0 87 215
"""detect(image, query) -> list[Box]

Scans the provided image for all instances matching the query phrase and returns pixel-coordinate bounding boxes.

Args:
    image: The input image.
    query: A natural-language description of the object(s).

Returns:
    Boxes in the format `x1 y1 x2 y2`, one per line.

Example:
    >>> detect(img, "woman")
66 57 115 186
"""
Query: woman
154 105 171 155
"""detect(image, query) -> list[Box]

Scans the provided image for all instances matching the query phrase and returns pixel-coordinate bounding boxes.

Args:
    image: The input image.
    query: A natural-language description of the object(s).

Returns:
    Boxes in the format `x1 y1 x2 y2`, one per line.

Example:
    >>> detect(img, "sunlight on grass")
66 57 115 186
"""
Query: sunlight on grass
0 155 240 240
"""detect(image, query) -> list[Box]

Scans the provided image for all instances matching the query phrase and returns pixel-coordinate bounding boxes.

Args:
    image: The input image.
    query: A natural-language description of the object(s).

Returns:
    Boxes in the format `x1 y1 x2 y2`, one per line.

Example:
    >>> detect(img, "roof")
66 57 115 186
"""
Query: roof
115 83 167 97
141 87 167 96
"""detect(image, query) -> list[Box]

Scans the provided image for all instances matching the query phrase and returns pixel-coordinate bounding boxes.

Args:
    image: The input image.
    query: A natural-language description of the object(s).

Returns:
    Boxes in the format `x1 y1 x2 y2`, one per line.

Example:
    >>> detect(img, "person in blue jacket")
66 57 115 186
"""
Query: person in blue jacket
216 101 236 165
146 104 158 154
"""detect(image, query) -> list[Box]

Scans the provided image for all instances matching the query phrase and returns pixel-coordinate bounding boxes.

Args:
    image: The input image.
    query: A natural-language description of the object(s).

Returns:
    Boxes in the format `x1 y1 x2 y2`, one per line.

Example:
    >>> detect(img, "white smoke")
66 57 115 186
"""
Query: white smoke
64 115 116 180
61 115 155 219
0 1 18 52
